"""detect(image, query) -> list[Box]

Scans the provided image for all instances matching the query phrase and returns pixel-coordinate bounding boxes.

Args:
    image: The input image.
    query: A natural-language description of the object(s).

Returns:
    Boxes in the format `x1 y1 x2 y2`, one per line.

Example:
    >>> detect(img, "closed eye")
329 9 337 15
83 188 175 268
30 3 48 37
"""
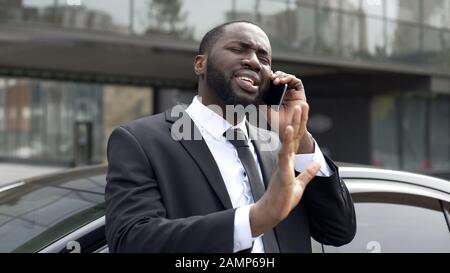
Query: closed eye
229 47 243 53
259 56 270 65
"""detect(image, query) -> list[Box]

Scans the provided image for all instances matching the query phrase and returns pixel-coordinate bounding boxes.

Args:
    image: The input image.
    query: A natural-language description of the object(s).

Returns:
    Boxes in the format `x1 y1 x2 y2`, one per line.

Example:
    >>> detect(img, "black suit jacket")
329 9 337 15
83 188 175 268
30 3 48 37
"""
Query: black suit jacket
105 105 356 253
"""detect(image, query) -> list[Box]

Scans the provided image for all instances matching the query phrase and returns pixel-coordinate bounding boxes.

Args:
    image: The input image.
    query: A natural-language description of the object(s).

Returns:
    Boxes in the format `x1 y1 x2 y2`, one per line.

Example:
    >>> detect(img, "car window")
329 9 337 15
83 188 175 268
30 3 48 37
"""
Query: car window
444 202 450 230
0 174 106 253
324 192 450 253
58 174 106 194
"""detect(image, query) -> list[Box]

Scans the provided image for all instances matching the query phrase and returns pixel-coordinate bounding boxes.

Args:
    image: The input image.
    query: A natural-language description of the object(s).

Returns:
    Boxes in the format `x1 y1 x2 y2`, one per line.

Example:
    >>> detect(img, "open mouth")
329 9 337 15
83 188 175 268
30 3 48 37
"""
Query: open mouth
234 72 260 93
238 76 255 86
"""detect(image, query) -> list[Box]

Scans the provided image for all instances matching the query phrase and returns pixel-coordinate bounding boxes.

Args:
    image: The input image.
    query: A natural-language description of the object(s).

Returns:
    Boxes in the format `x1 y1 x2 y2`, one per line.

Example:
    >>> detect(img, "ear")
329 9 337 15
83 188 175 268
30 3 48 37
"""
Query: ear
194 55 207 76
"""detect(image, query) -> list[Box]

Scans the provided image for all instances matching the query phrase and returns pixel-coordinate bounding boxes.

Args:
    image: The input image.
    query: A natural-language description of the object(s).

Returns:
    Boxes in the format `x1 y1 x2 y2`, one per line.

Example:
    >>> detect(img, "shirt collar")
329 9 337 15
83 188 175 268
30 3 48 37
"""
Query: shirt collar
185 96 249 140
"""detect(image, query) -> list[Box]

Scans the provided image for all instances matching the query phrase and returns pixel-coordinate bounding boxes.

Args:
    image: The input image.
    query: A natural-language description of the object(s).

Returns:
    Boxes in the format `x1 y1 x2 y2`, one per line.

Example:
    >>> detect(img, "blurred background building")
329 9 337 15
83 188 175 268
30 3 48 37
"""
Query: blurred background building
0 0 449 178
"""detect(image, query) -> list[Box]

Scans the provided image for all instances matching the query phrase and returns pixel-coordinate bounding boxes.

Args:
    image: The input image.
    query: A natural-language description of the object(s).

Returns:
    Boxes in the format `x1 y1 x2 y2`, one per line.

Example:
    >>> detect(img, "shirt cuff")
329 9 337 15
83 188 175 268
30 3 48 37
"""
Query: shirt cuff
294 140 333 177
233 205 256 252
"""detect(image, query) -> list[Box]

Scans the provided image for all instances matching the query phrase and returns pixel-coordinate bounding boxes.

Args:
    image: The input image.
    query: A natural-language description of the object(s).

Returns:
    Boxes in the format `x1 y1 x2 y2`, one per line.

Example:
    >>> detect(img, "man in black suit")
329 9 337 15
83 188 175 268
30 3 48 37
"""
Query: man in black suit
105 20 356 253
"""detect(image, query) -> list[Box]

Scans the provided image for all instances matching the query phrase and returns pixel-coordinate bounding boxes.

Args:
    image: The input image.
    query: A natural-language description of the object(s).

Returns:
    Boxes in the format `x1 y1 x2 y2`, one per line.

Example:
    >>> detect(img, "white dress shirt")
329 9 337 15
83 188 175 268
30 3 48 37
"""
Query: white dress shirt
185 96 332 253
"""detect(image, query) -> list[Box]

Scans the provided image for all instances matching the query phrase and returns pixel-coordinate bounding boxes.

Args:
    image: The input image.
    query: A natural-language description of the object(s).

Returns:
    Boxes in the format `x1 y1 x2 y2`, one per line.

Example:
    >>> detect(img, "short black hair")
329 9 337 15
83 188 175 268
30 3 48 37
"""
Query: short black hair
198 20 260 55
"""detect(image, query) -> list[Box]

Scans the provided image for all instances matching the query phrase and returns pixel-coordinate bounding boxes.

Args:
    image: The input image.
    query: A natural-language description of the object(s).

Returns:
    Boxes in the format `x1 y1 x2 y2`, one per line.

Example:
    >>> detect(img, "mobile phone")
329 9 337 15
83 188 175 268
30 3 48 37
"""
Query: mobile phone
263 82 288 111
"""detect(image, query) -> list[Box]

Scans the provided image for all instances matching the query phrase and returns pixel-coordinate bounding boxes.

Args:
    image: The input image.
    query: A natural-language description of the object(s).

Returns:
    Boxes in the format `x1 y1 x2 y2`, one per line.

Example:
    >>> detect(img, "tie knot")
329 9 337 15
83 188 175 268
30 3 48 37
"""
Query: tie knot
224 128 249 148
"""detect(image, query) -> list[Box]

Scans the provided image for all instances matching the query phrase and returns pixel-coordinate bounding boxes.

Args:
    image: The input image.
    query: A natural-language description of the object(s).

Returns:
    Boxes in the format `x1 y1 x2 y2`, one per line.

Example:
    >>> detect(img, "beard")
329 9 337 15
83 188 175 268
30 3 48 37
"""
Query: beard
206 57 265 107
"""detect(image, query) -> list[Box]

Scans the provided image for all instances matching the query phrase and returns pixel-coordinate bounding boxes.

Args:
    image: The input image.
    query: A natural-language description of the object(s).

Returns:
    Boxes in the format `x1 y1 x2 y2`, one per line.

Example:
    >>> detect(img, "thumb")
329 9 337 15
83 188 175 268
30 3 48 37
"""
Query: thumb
296 161 321 187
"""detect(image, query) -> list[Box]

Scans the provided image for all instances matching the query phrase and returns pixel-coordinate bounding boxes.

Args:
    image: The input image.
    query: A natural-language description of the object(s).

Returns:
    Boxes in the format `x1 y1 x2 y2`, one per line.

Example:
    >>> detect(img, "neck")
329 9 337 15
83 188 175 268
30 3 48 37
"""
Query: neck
198 85 244 126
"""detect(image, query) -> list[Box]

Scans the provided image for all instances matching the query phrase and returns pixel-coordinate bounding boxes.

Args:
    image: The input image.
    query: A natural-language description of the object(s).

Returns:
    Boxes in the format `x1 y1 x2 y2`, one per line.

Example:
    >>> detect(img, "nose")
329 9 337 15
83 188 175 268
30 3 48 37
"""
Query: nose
241 52 261 72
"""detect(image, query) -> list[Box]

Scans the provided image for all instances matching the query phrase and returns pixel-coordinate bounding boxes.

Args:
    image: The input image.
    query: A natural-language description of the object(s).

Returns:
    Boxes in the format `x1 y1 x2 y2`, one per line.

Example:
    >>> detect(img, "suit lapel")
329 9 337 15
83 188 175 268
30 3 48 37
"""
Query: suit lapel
165 107 233 210
247 123 276 188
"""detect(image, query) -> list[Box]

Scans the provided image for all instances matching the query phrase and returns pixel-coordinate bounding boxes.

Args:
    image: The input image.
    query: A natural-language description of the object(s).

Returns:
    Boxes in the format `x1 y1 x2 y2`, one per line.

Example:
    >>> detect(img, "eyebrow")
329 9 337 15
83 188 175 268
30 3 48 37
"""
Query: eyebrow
229 41 270 56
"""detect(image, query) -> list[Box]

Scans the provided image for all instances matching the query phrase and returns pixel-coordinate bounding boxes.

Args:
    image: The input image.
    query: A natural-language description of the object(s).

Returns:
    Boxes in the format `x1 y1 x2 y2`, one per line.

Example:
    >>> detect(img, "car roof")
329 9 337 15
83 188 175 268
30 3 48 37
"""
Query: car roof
339 166 450 193
339 166 450 202
2 163 448 194
0 164 108 193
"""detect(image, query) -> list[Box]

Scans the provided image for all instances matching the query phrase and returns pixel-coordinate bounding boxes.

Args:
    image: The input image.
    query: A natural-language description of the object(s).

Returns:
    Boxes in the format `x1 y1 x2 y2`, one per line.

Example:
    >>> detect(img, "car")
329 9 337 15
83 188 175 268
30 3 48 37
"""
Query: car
0 165 107 253
0 164 449 253
313 166 450 253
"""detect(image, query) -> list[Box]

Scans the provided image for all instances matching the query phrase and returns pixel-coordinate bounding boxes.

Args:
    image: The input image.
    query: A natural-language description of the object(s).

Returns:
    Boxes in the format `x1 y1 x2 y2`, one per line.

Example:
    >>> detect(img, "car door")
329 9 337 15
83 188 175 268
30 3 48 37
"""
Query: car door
323 182 450 253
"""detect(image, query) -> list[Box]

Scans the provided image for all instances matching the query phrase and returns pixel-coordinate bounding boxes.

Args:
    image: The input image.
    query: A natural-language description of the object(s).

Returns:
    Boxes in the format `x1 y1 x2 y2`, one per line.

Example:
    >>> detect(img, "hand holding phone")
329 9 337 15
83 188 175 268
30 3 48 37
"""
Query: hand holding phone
263 82 288 111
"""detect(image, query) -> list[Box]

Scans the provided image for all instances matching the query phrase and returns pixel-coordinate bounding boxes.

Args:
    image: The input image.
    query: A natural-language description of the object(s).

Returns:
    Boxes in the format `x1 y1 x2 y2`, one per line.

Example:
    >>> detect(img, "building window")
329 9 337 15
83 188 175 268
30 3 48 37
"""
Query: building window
341 13 361 57
371 96 400 168
317 0 340 10
292 6 316 54
361 17 386 58
386 21 421 63
340 0 361 12
401 94 427 171
317 8 340 56
430 94 450 172
386 0 421 23
423 0 450 29
361 0 384 18
372 92 450 173
0 77 153 165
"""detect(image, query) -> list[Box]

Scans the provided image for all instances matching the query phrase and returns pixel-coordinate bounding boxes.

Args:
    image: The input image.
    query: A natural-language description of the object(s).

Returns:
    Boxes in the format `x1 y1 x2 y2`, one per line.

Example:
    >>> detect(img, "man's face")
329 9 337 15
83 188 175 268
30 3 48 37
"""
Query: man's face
205 23 272 107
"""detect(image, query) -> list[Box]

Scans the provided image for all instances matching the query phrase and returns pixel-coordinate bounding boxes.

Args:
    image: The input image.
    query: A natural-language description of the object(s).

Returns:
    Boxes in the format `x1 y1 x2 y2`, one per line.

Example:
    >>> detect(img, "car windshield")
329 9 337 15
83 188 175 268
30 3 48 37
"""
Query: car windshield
0 172 106 252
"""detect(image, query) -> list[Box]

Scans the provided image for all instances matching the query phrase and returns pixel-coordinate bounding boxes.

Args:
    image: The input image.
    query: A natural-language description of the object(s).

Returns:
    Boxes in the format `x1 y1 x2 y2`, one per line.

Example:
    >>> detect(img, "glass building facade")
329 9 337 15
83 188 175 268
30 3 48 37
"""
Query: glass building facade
1 0 448 71
0 78 153 165
0 0 449 176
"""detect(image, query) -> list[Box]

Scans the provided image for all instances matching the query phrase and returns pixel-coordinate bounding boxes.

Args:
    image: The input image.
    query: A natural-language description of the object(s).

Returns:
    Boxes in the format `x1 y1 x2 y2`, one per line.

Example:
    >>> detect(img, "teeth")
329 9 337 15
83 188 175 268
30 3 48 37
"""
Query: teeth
239 76 254 85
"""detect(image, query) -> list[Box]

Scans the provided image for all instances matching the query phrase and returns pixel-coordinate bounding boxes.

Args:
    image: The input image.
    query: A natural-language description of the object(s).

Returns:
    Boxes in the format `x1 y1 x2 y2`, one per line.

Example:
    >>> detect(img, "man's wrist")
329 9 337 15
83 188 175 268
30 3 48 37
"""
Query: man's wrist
249 198 279 238
297 132 315 154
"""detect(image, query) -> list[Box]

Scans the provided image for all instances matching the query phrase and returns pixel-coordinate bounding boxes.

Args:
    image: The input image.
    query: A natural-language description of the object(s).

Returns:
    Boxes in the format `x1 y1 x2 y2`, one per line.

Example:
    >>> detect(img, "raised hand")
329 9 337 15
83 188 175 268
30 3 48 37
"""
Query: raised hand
250 106 320 236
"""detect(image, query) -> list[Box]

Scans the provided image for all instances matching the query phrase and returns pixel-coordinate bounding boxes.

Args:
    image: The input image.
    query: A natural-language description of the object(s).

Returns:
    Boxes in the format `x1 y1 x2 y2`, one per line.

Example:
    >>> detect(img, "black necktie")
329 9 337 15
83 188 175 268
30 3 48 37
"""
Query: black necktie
224 128 280 253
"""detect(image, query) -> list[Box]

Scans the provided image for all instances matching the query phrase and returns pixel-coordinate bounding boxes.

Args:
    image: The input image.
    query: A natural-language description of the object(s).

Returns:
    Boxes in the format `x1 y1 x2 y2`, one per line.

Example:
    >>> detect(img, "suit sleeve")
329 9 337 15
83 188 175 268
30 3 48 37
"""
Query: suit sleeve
105 126 236 252
301 156 357 246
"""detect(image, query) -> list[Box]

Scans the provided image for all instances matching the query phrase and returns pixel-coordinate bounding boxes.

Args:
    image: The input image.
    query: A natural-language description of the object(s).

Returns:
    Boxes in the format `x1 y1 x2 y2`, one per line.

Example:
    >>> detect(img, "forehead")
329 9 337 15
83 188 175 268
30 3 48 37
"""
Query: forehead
216 23 271 54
